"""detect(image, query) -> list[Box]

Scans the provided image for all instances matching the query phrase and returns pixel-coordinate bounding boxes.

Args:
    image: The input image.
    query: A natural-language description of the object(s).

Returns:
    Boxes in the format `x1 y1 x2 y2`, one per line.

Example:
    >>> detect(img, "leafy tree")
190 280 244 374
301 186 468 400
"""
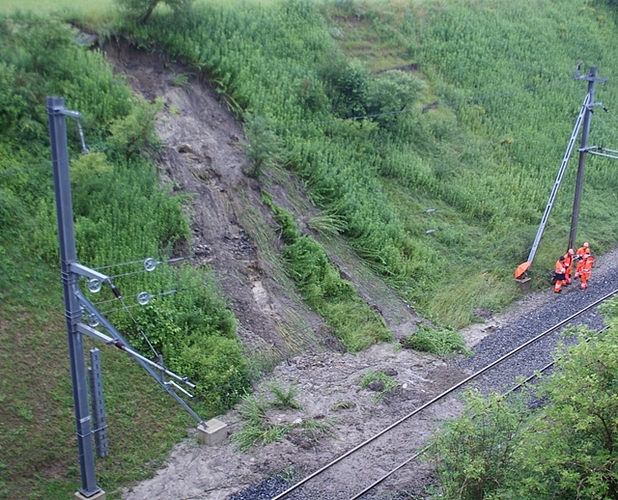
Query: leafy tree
366 70 425 129
320 58 370 119
115 0 194 25
517 329 618 500
428 326 618 500
427 390 531 500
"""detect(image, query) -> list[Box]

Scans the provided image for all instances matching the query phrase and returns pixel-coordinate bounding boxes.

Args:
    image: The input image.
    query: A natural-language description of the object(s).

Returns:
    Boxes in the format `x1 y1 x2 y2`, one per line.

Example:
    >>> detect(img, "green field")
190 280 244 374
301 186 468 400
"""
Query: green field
0 0 114 13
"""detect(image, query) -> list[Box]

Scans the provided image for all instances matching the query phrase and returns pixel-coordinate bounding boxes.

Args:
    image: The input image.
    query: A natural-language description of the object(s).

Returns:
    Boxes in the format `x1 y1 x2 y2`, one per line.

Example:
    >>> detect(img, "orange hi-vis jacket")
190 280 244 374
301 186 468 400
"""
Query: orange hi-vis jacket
575 245 589 276
555 259 566 278
582 255 595 276
564 250 574 271
576 245 588 259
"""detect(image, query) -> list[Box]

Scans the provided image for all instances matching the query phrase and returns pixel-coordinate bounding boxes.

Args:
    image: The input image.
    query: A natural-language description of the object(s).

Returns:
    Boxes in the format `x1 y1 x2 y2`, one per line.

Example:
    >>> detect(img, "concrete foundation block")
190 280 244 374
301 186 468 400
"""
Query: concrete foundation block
515 277 531 292
197 418 228 446
75 489 106 500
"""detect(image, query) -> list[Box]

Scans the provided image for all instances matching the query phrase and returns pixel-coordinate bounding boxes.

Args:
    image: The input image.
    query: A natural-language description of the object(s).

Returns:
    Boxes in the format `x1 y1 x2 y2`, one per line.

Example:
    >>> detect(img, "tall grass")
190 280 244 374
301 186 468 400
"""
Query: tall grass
129 0 618 326
0 0 115 14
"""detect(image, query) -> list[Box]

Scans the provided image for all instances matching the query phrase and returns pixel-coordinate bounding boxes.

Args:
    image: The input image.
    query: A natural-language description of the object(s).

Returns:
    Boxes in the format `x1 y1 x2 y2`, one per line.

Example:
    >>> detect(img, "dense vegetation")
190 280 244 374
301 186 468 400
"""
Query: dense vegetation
428 317 618 499
0 12 249 498
127 0 618 328
2 0 618 496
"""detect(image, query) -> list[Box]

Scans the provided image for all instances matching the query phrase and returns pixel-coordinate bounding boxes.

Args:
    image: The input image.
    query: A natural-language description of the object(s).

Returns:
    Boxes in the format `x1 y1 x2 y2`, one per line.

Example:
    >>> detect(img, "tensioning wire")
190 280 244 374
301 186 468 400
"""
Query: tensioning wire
94 283 206 311
591 112 618 148
598 104 618 125
94 255 192 271
113 289 160 359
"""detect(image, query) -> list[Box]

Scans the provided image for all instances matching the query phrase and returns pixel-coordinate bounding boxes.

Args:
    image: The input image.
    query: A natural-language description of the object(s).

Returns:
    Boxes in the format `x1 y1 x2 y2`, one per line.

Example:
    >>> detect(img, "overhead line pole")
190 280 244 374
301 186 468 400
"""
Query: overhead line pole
569 66 606 250
48 96 104 499
48 96 221 487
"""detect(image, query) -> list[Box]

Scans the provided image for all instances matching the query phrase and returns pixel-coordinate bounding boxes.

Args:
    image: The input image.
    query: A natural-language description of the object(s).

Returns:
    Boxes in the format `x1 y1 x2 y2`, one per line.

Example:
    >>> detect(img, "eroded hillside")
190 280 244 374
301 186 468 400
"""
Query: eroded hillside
103 38 422 363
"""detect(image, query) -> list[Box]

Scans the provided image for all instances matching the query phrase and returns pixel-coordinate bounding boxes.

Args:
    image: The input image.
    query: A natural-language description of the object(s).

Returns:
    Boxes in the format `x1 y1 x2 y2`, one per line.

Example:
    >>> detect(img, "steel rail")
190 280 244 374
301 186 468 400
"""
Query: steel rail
347 322 613 500
272 287 618 500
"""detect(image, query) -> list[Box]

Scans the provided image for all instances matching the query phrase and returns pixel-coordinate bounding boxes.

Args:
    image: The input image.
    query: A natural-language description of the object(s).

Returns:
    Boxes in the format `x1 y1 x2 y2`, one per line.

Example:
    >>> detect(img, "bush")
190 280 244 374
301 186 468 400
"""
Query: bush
242 114 285 180
400 325 468 357
427 390 531 500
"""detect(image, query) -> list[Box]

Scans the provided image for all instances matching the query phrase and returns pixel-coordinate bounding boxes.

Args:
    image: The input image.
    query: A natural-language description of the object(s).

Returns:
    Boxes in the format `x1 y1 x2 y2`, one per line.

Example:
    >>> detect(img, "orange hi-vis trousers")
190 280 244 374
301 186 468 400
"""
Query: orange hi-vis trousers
580 257 595 290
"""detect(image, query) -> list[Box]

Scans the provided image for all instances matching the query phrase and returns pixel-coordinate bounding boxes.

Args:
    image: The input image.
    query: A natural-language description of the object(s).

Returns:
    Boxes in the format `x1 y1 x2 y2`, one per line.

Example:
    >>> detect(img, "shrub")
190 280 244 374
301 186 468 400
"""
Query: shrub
400 325 468 357
242 114 285 180
360 369 399 402
427 390 531 500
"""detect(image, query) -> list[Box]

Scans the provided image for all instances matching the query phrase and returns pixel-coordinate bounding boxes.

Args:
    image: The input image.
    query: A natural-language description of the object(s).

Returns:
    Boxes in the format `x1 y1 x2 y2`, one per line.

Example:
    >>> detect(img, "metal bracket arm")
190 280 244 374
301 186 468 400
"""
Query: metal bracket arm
76 323 195 389
53 107 82 119
70 262 110 283
77 323 116 344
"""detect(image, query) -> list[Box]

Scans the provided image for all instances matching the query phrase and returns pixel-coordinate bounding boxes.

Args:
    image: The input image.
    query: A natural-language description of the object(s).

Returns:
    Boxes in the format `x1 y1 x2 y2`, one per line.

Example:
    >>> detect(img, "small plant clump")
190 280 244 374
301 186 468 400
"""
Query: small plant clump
400 325 468 357
231 381 334 451
360 369 399 402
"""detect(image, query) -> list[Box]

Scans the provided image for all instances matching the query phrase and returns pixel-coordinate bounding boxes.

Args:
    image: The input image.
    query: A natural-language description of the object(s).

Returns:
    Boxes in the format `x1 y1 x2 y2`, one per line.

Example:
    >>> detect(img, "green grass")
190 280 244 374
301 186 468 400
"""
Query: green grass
360 369 400 402
400 325 469 357
0 253 195 499
0 0 115 14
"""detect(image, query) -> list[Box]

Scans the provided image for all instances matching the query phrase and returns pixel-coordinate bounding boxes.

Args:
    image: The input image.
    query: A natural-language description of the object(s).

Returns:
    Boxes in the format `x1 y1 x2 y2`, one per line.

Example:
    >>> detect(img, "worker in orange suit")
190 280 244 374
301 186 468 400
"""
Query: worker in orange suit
554 255 566 293
574 242 590 279
563 248 575 285
580 253 595 290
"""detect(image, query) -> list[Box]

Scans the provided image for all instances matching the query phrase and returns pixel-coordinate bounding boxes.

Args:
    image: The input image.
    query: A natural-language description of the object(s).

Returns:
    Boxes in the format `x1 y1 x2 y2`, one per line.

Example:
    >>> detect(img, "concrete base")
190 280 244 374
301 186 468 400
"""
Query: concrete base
75 489 106 500
515 277 531 292
197 418 228 446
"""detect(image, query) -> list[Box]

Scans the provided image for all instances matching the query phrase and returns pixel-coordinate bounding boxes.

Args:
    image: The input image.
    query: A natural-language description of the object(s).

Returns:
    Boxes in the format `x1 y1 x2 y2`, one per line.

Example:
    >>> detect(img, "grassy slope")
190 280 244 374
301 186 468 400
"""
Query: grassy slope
0 11 243 500
3 0 618 496
0 0 114 15
0 247 194 499
323 0 618 322
132 0 618 327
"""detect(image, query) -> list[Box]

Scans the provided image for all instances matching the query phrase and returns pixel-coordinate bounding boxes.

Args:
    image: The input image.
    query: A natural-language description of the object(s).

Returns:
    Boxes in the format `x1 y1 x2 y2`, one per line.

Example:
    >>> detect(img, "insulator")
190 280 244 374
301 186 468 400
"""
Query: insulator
88 313 100 327
88 279 102 293
137 292 153 305
143 258 160 272
110 284 122 299
77 119 89 154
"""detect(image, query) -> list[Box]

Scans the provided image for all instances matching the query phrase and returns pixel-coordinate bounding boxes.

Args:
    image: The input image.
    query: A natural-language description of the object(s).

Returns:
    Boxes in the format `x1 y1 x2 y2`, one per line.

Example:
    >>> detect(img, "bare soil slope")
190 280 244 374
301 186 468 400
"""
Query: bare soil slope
103 38 422 359
101 38 459 499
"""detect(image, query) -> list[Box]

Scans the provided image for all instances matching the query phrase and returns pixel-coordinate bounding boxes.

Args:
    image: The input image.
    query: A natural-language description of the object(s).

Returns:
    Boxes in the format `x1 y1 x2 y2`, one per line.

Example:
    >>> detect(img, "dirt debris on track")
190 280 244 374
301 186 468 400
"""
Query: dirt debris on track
102 39 618 500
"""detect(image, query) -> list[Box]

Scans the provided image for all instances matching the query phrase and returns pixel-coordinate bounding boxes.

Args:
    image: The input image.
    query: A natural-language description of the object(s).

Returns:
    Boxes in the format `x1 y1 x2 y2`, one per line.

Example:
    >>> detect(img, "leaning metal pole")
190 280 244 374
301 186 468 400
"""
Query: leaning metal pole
48 96 103 498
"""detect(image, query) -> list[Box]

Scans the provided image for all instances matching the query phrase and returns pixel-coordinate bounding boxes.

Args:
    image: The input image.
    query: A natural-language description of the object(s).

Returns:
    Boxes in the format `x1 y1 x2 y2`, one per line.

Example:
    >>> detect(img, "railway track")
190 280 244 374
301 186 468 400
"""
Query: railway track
269 287 618 500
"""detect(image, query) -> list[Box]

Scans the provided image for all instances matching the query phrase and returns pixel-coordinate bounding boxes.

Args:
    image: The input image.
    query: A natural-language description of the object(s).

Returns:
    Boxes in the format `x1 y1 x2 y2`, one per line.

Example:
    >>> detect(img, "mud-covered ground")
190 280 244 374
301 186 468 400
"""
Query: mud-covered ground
101 38 618 500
